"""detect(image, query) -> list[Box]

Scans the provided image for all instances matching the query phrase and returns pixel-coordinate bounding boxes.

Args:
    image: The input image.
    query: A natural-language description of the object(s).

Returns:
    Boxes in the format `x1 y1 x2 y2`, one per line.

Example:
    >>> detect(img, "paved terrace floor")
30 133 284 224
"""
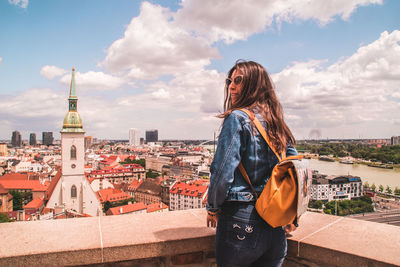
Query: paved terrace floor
0 209 399 266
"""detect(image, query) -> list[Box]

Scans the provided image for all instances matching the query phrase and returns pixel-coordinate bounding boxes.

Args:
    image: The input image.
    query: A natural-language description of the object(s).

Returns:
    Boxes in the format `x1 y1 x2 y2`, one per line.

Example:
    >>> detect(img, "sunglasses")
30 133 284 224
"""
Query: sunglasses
225 75 243 86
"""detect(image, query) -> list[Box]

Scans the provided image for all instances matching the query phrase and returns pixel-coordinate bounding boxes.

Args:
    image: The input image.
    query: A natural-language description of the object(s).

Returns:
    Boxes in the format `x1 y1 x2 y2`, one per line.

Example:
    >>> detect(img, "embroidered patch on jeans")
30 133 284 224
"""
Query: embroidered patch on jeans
233 224 241 229
245 225 253 233
237 235 246 240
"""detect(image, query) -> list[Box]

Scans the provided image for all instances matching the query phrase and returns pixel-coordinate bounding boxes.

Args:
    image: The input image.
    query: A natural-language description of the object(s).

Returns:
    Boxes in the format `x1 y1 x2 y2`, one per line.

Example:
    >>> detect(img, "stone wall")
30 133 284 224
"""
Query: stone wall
0 209 399 267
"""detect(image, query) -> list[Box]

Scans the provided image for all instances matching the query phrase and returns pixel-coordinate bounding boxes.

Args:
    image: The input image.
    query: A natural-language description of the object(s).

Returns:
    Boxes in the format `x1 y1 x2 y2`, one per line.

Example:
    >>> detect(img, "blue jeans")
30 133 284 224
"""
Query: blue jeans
216 202 287 267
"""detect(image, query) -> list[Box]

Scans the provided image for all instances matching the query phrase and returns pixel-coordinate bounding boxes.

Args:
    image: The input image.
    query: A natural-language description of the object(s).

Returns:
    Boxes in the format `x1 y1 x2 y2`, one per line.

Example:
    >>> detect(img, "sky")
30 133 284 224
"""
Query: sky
0 0 399 141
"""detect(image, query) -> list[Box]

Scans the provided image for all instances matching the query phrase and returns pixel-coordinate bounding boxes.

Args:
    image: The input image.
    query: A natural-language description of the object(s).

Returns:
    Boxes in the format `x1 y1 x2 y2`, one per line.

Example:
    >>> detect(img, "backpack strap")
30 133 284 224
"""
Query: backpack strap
239 108 283 161
236 108 284 199
238 162 258 198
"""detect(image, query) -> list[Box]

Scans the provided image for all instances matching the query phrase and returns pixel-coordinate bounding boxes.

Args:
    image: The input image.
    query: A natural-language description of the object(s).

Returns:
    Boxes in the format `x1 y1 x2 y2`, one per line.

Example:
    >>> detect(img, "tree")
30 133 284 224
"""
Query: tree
9 190 23 210
379 184 384 193
371 183 376 192
146 170 159 178
360 195 372 204
323 198 373 216
364 181 369 189
385 186 392 195
393 187 400 196
103 201 112 212
120 158 145 168
0 213 11 223
309 200 323 209
324 208 332 215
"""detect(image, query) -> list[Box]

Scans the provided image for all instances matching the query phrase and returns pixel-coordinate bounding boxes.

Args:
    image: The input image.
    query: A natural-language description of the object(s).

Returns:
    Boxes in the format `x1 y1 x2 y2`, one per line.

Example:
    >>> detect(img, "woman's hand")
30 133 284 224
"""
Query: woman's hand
283 223 296 234
206 212 218 228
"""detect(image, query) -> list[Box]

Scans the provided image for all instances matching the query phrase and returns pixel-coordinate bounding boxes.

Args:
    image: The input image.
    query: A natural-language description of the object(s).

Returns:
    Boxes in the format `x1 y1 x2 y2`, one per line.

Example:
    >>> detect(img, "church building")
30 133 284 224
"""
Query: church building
45 68 102 217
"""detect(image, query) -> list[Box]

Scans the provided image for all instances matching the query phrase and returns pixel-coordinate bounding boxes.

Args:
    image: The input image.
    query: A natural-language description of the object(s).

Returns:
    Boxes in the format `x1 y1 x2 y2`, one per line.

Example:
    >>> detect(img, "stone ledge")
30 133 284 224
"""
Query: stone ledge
0 209 399 266
287 212 400 266
0 209 215 266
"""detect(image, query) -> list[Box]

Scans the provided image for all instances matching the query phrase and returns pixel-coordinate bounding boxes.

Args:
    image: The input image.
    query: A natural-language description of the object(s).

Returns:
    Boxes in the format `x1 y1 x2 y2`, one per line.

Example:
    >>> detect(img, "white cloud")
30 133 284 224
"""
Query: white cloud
2 0 392 140
3 31 398 139
151 89 170 99
101 0 382 83
8 0 28 9
0 88 65 118
175 0 382 44
102 2 219 79
59 70 126 91
272 30 400 139
40 65 68 80
41 66 125 91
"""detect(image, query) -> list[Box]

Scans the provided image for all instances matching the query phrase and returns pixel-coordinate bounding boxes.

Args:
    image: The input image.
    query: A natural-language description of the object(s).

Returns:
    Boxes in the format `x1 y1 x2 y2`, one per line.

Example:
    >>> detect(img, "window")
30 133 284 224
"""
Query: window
71 185 77 198
70 145 77 160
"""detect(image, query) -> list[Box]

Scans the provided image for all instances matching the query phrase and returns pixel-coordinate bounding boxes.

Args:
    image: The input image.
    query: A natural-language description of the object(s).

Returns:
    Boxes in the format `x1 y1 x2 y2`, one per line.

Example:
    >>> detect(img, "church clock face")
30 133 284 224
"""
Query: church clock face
71 164 76 169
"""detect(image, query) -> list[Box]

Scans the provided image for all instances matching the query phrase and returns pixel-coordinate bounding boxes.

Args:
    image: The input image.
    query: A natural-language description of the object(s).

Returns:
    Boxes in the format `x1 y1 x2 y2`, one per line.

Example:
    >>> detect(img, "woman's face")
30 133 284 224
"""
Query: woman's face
228 69 244 105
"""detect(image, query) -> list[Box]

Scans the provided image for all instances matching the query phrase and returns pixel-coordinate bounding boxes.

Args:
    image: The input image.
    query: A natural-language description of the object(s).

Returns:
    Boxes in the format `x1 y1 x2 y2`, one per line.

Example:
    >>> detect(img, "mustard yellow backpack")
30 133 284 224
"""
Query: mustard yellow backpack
238 109 312 228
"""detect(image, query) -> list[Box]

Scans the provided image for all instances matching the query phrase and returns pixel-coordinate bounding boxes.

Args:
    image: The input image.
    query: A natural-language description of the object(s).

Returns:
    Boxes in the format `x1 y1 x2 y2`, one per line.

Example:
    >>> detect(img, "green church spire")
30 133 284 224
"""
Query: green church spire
69 67 77 100
61 67 85 133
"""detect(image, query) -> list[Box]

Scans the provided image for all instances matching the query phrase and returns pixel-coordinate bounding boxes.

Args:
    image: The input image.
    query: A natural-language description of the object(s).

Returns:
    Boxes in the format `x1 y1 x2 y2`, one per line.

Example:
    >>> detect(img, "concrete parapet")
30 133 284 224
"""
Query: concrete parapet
0 209 398 266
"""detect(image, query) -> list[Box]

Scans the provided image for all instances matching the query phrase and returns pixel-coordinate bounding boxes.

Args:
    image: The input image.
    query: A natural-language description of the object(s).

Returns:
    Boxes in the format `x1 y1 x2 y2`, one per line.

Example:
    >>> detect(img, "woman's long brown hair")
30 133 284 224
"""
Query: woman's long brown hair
219 60 295 152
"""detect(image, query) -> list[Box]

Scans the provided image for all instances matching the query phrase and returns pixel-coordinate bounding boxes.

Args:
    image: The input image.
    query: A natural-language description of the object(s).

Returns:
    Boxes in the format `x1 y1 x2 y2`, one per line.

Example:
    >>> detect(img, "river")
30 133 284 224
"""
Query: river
309 159 400 189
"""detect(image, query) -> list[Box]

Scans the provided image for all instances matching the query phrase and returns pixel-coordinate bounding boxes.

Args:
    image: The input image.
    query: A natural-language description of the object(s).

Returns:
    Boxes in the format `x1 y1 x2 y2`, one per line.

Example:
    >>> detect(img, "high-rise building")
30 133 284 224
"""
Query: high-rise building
29 133 37 146
45 67 101 217
11 131 22 147
42 132 53 146
129 128 140 146
145 129 158 143
391 136 400 145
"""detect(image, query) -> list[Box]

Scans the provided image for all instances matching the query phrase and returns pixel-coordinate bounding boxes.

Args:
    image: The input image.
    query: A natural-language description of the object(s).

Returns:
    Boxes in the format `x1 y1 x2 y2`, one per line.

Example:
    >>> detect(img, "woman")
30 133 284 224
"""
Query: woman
206 60 298 267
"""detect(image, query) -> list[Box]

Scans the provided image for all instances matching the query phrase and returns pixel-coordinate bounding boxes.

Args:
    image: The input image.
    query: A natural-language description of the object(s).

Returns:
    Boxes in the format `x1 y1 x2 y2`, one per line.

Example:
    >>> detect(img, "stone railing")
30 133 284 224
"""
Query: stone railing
0 209 399 266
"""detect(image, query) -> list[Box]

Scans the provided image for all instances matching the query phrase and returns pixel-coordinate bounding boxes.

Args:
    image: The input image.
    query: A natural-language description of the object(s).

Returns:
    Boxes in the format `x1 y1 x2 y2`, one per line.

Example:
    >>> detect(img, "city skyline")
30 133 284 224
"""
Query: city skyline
0 0 399 140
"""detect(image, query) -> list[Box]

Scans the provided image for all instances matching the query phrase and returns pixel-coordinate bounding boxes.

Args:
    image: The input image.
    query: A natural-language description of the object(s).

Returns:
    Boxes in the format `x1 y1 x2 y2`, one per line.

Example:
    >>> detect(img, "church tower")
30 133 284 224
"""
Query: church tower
46 68 102 217
61 67 85 176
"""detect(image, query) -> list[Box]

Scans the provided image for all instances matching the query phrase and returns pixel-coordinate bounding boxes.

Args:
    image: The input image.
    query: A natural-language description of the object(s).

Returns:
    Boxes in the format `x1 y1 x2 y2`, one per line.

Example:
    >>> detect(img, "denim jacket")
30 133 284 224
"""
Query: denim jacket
206 109 298 213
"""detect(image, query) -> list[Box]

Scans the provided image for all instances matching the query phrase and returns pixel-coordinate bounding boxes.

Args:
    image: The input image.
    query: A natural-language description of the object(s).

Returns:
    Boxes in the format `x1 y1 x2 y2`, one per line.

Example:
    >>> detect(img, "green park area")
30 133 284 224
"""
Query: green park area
309 195 374 216
296 142 400 165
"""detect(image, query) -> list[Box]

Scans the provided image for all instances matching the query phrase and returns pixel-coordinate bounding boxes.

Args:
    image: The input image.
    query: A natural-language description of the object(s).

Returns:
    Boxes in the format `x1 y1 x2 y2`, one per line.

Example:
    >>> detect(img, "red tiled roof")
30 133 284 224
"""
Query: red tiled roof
170 181 208 198
102 166 114 171
96 188 131 203
127 180 143 191
0 183 8 194
89 164 144 176
0 180 48 192
107 202 147 215
146 202 168 213
45 169 62 201
0 173 29 180
24 197 44 209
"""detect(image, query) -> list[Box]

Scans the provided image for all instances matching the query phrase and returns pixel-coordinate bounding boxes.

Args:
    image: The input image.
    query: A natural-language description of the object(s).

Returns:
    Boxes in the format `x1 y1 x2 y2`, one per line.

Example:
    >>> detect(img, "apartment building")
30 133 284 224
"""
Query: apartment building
310 175 363 201
87 164 145 184
169 180 208 211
